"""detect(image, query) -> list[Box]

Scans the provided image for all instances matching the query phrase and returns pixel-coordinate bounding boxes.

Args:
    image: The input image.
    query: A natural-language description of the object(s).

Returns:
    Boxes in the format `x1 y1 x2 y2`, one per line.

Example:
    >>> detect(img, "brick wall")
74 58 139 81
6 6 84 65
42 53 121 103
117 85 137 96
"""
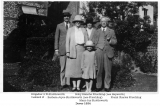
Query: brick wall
4 2 20 37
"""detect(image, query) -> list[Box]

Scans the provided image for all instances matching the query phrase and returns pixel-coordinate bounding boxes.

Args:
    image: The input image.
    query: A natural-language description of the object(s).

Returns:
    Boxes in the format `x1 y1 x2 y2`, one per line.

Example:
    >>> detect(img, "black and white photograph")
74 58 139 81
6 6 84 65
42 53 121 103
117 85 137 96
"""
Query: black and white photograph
1 0 159 106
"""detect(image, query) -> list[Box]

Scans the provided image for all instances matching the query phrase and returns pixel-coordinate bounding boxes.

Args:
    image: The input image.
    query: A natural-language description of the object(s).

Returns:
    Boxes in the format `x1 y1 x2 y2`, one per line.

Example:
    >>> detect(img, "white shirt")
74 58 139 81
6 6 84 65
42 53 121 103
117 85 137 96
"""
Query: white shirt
101 27 107 31
75 27 84 44
86 28 93 38
64 22 70 28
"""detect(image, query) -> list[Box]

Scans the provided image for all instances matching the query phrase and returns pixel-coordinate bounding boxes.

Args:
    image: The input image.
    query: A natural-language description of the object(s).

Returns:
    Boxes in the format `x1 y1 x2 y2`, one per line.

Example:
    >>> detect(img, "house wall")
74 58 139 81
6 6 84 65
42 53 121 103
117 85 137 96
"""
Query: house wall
4 1 79 37
4 1 48 37
139 5 154 25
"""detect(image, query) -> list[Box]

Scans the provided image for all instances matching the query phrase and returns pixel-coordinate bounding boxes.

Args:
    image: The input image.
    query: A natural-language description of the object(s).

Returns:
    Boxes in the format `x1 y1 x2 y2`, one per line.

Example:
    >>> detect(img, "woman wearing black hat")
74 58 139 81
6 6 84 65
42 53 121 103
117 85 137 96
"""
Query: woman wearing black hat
85 17 97 42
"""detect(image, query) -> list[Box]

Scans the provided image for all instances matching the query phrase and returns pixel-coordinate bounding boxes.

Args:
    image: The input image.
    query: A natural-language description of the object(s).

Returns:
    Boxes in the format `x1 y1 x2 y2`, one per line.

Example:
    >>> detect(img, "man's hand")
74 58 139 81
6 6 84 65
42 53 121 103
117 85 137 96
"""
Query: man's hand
52 50 59 61
55 50 59 56
52 54 58 61
107 35 111 42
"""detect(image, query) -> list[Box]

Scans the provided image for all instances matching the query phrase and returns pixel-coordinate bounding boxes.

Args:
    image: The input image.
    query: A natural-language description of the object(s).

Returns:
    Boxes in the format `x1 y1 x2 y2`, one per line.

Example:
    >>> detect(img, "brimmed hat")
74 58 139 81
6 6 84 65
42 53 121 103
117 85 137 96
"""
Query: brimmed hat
85 40 94 47
101 16 111 22
85 17 95 24
63 10 71 16
72 15 84 23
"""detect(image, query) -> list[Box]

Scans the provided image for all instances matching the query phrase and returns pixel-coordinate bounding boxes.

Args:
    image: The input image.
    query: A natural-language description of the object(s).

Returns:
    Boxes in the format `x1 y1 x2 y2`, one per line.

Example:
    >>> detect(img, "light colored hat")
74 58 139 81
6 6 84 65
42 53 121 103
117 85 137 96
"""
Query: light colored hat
101 16 110 22
72 15 84 23
85 40 94 47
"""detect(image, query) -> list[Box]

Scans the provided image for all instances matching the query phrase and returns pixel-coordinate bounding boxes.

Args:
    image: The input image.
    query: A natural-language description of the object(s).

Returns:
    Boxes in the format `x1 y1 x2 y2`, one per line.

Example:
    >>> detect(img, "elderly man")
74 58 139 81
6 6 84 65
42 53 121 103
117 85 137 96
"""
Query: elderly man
53 10 73 90
93 17 117 92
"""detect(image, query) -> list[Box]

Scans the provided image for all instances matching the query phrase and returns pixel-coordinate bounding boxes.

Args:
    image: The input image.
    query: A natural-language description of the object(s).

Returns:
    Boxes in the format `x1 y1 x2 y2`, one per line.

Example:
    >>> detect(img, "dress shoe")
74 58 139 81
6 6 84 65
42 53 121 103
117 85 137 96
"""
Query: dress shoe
95 88 101 92
72 87 77 92
77 88 81 92
60 85 65 90
82 85 86 89
65 85 72 91
67 85 72 89
104 88 110 92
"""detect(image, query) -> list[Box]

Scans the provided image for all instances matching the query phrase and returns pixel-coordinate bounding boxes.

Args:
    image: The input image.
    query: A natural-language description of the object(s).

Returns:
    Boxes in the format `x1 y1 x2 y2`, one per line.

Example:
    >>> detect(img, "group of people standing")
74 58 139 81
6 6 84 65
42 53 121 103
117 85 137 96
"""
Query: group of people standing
53 10 117 92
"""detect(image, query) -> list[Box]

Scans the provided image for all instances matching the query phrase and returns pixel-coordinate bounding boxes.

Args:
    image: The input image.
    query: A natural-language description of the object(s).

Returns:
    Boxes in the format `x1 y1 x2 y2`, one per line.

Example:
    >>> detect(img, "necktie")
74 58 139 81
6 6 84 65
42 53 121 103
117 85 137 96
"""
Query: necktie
66 24 68 30
103 28 105 32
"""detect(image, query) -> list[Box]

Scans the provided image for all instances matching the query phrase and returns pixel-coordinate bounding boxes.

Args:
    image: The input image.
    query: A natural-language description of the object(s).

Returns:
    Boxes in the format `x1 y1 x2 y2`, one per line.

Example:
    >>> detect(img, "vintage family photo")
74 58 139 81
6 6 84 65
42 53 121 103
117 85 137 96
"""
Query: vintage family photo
3 1 158 92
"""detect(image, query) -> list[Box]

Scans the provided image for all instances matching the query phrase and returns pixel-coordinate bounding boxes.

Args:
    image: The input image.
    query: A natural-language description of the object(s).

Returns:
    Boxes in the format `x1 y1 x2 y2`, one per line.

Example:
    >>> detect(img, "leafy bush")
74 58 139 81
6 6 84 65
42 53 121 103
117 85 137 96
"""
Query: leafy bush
134 53 157 73
112 66 135 88
112 53 136 88
87 2 155 56
115 18 152 56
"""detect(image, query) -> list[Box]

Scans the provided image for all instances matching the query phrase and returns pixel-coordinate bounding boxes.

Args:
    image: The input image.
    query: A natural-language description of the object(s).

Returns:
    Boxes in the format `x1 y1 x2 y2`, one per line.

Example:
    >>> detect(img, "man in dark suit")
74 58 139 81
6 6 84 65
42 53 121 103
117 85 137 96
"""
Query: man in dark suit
53 10 73 90
93 16 117 92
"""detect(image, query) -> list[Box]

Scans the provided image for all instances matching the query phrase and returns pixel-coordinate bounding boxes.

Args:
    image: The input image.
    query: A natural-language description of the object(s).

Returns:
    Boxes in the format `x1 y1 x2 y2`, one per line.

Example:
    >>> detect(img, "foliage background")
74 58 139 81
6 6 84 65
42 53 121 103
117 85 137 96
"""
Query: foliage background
83 1 158 74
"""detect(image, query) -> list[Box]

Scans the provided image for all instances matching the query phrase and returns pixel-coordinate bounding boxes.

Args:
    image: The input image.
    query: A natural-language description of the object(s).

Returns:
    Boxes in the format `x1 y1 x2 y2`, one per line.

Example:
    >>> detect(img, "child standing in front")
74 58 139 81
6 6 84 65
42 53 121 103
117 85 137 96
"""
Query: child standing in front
81 40 97 92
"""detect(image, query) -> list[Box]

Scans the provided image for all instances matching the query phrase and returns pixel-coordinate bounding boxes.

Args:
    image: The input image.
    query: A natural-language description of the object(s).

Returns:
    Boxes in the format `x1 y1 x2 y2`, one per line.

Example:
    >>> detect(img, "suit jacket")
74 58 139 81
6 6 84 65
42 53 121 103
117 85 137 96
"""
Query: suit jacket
54 22 73 55
86 28 96 41
66 26 88 58
93 27 117 58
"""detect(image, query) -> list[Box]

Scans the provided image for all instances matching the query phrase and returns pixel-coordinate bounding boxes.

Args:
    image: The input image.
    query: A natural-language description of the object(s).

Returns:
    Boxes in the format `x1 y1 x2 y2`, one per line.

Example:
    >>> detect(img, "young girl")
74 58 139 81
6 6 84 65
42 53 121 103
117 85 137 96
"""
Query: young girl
81 40 97 92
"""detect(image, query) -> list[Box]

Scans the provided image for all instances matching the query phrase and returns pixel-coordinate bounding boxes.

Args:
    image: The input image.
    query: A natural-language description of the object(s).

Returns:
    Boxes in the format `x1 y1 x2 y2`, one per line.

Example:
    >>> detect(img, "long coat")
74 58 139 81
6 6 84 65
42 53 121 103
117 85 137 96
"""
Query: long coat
65 26 88 78
66 26 88 58
54 22 73 55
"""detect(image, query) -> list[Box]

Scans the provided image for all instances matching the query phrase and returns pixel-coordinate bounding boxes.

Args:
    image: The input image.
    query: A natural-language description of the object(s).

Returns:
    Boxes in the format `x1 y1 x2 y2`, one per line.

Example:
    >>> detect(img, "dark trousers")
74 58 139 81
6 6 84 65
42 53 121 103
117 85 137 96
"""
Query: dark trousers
95 48 112 89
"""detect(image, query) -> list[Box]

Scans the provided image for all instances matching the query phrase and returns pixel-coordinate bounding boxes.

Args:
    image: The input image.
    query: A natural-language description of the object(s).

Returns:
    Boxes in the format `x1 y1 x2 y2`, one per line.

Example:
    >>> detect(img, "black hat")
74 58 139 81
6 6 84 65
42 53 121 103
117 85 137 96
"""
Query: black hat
85 17 94 24
63 10 71 16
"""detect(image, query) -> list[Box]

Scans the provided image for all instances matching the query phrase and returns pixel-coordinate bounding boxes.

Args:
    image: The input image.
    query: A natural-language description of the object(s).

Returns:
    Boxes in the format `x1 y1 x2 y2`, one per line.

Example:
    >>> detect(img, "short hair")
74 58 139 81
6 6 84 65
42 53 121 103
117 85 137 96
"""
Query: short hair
100 16 110 22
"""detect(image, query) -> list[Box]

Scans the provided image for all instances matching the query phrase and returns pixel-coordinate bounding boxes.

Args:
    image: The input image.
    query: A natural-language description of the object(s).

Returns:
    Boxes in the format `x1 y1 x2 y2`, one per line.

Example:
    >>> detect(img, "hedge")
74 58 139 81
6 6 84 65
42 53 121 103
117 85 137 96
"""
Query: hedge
26 37 54 59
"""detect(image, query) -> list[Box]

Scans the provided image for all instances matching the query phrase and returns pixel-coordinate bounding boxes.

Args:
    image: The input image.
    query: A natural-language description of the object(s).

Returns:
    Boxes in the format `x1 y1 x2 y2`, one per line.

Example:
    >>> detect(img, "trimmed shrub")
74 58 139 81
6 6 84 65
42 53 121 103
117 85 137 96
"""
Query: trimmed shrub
4 14 56 63
26 37 54 59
